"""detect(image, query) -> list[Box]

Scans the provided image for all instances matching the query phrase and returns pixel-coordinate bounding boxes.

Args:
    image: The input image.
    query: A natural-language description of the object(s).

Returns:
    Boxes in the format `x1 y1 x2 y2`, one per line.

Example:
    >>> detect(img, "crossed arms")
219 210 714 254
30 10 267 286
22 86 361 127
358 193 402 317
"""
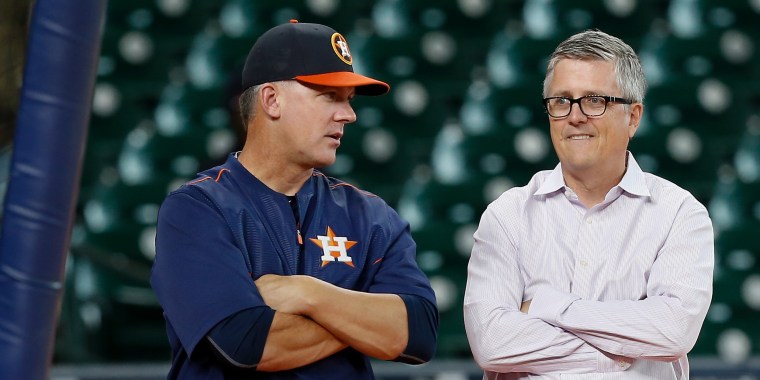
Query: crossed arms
153 192 437 373
463 199 714 375
206 268 437 373
254 274 410 370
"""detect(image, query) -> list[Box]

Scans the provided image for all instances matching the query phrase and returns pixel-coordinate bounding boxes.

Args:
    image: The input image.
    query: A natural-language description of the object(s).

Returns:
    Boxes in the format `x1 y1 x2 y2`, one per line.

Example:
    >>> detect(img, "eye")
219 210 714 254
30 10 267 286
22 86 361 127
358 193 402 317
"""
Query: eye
585 96 604 104
553 97 570 105
322 88 354 102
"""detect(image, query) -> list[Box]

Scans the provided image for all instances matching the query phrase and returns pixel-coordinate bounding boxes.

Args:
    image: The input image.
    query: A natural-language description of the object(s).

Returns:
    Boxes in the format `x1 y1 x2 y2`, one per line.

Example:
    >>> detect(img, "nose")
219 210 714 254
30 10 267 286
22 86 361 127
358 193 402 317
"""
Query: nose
566 102 587 125
336 101 357 124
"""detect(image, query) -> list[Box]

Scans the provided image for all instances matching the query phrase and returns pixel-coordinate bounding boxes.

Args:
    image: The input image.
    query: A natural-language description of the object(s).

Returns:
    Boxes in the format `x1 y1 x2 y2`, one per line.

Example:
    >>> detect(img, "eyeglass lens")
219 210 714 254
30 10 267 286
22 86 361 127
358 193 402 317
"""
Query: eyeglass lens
546 96 607 117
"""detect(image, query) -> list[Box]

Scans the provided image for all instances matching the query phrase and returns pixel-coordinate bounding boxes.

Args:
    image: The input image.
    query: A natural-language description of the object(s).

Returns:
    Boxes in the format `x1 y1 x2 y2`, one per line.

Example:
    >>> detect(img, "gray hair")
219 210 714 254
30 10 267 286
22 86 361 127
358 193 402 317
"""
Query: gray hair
238 81 297 130
238 84 262 131
543 30 647 103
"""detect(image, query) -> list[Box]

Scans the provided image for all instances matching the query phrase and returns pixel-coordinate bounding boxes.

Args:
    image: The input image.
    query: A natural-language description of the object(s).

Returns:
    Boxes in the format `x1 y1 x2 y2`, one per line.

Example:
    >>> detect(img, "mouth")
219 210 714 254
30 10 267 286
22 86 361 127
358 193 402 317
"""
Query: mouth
326 132 343 142
566 134 594 140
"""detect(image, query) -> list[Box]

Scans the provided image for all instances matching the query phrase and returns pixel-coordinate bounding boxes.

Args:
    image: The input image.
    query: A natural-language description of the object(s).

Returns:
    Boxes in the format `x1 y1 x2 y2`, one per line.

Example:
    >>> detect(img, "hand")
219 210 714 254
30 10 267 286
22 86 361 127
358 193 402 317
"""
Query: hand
520 300 532 313
255 274 325 315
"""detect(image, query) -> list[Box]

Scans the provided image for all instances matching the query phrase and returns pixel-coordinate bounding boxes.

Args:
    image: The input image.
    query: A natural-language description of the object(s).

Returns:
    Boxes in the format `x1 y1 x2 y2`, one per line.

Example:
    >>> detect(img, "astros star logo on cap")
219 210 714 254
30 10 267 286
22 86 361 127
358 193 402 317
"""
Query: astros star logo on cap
331 33 352 65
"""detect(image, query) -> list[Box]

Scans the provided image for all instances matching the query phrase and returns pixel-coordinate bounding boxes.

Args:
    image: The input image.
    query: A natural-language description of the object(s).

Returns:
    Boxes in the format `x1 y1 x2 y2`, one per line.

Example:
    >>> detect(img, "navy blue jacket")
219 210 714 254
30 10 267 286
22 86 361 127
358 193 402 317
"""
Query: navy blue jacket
151 154 438 379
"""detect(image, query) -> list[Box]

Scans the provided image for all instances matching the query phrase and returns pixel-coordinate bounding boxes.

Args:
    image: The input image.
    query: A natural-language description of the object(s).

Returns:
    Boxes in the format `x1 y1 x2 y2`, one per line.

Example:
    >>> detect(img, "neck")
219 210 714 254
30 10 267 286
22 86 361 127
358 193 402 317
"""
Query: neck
562 154 628 208
237 145 312 196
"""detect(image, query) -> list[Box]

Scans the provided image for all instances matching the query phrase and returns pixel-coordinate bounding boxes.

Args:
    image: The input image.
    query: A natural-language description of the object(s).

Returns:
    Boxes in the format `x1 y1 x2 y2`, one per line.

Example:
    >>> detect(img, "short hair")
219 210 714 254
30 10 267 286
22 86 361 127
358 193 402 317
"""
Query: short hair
238 81 297 130
543 30 647 103
238 84 261 131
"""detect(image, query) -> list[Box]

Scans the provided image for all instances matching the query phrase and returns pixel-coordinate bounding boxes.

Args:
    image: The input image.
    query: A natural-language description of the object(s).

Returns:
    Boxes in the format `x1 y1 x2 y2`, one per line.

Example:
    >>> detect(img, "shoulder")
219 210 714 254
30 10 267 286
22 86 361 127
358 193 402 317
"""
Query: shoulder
181 166 234 194
643 172 707 212
489 170 552 211
311 171 403 225
162 166 238 211
312 170 384 204
475 170 553 234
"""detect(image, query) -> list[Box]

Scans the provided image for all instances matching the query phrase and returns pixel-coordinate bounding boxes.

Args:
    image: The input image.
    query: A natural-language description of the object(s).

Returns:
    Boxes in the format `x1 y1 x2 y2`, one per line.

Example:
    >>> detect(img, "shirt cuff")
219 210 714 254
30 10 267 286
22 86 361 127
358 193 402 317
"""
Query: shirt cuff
529 287 633 372
597 352 633 372
527 285 580 326
396 294 437 364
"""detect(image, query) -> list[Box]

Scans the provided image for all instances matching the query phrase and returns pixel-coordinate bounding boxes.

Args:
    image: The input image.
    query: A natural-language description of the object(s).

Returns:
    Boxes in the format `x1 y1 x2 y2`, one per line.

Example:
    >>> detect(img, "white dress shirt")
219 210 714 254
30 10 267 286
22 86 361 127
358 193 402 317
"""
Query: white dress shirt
464 153 714 379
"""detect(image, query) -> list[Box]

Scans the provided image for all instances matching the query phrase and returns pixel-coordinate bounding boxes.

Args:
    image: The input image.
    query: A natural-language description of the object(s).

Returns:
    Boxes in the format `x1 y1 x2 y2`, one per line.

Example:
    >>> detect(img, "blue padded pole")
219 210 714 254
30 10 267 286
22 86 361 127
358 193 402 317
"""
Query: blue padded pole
0 0 106 378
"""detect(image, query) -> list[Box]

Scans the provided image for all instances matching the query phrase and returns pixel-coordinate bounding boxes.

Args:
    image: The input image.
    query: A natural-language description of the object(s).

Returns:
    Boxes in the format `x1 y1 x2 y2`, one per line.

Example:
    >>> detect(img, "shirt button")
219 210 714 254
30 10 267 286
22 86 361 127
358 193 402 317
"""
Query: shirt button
580 260 588 267
586 219 593 224
618 361 626 368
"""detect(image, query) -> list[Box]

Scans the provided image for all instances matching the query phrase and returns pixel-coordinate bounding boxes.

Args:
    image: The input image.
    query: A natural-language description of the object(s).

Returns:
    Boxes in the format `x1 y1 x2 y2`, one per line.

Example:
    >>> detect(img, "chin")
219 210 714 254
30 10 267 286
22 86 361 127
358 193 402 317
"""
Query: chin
313 158 337 169
562 157 597 172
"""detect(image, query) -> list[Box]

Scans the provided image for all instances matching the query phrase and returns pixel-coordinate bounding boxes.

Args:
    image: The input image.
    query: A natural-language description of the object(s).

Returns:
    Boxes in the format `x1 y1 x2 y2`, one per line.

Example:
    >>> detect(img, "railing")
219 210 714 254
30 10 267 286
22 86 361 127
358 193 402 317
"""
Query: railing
51 357 760 379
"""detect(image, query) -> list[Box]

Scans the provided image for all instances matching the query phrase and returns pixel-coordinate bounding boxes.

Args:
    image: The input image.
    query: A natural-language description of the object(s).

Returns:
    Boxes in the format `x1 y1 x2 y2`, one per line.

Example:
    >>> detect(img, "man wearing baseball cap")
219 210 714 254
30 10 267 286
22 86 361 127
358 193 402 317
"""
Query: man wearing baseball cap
151 21 439 379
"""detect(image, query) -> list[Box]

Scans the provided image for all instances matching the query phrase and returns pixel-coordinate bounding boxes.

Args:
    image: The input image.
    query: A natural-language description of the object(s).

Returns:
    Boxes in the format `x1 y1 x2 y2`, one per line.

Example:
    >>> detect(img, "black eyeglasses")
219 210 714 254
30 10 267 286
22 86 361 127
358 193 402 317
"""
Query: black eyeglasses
542 95 633 118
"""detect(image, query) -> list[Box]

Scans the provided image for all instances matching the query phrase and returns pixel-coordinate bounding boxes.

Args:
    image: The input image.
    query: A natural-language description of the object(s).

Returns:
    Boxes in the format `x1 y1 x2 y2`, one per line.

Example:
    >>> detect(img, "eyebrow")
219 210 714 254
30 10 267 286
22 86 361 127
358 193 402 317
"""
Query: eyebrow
549 90 610 97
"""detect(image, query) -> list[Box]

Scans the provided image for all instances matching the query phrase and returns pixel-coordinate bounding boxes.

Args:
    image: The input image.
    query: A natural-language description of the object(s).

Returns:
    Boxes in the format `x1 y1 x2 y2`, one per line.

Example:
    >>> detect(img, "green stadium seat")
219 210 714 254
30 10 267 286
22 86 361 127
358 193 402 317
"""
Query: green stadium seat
487 33 562 84
56 250 168 362
629 125 721 203
696 0 760 35
709 178 760 231
80 180 168 261
407 179 486 224
697 303 760 359
322 124 417 204
639 32 757 84
431 266 470 358
535 0 655 42
644 78 746 145
100 25 180 83
733 128 760 183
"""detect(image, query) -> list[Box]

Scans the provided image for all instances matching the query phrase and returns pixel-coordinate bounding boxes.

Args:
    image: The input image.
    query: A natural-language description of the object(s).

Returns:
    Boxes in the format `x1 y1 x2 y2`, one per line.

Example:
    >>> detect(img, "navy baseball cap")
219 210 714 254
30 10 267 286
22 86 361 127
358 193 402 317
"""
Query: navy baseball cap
242 20 390 96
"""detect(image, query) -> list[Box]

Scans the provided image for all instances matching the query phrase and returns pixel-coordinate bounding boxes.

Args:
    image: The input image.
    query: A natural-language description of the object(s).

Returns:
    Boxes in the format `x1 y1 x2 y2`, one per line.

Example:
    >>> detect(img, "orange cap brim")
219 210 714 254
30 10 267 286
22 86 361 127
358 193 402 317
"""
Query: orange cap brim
295 71 390 96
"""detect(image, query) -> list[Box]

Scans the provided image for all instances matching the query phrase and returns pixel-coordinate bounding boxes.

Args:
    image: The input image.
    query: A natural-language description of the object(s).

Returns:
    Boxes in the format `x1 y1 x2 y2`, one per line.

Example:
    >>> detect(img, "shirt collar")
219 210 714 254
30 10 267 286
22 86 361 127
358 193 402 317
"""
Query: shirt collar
534 162 566 196
534 151 651 198
618 152 651 198
224 152 316 198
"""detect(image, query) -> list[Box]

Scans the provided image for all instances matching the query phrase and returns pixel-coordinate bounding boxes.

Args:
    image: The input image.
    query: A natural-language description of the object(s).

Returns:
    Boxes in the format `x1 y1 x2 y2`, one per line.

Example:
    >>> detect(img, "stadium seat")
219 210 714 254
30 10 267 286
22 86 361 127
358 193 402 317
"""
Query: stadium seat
638 31 757 84
643 78 746 152
528 0 655 42
629 125 721 203
56 250 167 362
694 0 760 35
410 218 472 358
487 33 562 86
711 176 760 225
697 303 760 361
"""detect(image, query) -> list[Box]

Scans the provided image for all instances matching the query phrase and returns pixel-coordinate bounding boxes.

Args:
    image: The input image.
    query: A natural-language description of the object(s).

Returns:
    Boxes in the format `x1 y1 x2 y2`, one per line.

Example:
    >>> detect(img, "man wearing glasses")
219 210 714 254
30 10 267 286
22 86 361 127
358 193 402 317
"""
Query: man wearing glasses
464 30 714 379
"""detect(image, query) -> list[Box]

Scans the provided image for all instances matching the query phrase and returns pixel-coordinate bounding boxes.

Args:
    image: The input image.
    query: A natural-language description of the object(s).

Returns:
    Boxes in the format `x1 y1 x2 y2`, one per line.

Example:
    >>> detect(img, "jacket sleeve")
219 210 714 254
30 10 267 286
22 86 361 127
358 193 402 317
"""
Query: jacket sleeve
367 205 439 364
151 190 268 356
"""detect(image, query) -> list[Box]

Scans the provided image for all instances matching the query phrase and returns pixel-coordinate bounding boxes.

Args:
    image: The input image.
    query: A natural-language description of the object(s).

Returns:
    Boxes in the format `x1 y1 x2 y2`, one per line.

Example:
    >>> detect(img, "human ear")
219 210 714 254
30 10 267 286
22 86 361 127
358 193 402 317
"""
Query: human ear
627 102 643 139
258 83 281 119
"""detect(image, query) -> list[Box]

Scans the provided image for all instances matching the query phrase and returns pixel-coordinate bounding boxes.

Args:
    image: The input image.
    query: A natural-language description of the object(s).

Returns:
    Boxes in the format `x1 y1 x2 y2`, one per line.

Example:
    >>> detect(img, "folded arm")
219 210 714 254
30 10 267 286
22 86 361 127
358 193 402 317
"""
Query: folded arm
254 209 438 365
464 205 630 374
526 202 714 360
257 312 348 371
206 306 346 372
255 274 409 360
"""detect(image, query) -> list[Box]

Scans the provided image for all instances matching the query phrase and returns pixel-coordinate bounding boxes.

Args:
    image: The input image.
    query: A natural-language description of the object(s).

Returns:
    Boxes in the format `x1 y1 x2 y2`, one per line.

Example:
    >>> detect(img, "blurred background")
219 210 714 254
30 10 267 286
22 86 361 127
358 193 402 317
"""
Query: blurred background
3 0 758 378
